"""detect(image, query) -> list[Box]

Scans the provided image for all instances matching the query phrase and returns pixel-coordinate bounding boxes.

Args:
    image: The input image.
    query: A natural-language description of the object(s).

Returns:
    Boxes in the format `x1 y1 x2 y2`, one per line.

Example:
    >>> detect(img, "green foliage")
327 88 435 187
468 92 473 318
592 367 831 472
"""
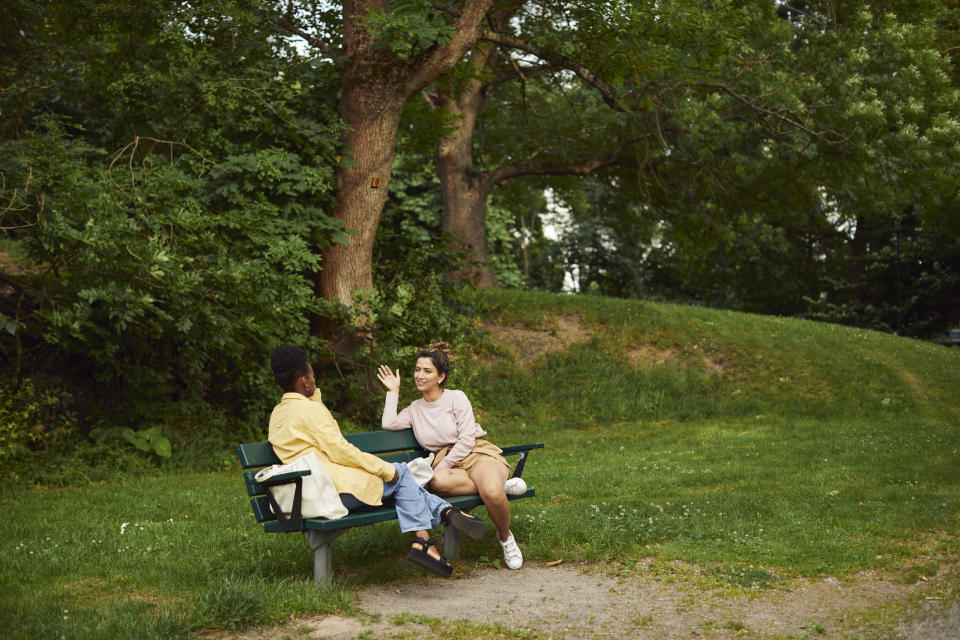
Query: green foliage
90 426 172 459
804 214 960 336
0 0 344 453
455 0 960 338
362 1 456 60
0 379 76 459
2 0 958 477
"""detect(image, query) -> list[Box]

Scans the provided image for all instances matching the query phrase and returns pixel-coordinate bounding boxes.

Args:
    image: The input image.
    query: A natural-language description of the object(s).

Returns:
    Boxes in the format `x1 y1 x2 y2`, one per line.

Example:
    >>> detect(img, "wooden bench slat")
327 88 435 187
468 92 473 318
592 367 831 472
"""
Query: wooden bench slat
250 496 276 523
342 429 423 454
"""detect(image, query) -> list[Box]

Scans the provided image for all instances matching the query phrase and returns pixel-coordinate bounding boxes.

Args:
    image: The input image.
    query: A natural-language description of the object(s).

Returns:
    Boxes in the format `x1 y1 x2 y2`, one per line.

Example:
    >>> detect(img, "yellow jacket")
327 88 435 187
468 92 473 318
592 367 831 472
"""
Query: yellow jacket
268 391 395 505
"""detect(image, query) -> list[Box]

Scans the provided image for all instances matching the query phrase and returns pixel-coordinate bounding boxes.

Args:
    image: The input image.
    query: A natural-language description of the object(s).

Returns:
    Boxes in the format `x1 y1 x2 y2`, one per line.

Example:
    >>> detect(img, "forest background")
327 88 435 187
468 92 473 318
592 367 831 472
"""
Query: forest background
1 0 958 478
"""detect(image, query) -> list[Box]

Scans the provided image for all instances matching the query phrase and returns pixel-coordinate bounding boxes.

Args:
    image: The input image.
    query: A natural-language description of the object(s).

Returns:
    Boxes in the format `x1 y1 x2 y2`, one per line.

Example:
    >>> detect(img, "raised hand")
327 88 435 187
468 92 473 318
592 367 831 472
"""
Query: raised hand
376 364 401 394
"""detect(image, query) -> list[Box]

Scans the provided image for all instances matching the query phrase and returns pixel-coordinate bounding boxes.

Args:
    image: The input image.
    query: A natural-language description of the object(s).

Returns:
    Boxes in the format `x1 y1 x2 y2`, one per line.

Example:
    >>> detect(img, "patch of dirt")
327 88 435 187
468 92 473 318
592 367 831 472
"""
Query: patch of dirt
356 563 929 639
625 345 678 369
222 561 957 639
204 615 367 640
896 600 960 639
897 369 928 402
0 250 29 276
483 318 727 377
482 314 591 363
625 344 724 376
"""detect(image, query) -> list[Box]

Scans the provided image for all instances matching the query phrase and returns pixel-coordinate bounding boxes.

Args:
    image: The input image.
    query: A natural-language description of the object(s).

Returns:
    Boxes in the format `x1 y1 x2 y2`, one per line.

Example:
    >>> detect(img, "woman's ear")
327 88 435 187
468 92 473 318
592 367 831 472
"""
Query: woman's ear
293 374 307 395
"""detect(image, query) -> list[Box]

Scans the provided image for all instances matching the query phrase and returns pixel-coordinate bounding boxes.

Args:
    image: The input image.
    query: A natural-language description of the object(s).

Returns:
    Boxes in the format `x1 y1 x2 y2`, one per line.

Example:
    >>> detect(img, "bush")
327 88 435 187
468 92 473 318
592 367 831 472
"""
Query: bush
0 378 76 459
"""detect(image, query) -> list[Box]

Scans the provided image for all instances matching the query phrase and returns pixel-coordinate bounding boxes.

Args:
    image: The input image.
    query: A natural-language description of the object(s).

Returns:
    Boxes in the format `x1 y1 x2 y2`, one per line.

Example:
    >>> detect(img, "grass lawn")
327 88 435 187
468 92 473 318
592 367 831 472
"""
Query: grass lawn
2 289 958 638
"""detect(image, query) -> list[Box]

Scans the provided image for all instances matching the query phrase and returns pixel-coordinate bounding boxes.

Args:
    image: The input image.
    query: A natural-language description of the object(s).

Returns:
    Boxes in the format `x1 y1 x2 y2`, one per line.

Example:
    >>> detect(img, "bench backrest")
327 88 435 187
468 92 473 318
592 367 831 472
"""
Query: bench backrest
236 430 430 524
237 430 429 467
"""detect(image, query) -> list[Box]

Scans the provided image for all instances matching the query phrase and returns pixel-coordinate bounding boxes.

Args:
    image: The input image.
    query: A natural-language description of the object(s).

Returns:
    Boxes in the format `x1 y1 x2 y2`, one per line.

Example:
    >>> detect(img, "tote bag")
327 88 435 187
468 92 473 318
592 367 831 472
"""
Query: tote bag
406 453 435 488
255 452 348 520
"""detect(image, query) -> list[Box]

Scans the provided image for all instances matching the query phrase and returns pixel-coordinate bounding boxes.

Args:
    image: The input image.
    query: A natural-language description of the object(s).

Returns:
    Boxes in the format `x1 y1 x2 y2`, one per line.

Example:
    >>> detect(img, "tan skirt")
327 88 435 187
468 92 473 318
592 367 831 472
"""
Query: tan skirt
432 438 510 473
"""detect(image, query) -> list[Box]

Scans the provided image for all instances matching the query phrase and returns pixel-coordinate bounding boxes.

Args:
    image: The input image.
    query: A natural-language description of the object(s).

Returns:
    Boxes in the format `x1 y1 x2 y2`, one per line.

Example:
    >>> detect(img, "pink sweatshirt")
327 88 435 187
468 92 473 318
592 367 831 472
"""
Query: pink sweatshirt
381 389 487 469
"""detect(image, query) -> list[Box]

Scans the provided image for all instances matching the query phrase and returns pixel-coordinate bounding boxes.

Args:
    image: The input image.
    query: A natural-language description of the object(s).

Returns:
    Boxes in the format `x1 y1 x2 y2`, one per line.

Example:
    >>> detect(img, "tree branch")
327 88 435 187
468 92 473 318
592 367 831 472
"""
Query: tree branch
405 0 496 93
275 8 340 59
697 82 857 146
479 29 624 112
1 167 44 230
484 136 646 188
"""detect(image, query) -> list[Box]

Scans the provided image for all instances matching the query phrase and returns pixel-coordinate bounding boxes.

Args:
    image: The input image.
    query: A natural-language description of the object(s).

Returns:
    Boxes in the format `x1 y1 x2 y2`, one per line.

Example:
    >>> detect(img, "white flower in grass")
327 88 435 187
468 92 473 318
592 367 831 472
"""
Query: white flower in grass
120 522 129 535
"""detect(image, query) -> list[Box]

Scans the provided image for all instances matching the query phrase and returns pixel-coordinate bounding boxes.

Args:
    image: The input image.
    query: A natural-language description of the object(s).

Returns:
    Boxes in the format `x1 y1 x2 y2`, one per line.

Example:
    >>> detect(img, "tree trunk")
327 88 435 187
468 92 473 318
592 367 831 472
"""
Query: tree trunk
434 17 626 287
439 162 498 286
318 77 406 307
436 44 499 286
313 0 495 340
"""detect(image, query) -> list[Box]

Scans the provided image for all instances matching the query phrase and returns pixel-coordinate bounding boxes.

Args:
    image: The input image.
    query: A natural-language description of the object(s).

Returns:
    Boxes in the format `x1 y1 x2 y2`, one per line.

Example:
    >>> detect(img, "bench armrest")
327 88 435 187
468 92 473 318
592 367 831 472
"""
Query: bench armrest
257 469 311 487
500 443 544 455
257 471 311 534
500 442 544 479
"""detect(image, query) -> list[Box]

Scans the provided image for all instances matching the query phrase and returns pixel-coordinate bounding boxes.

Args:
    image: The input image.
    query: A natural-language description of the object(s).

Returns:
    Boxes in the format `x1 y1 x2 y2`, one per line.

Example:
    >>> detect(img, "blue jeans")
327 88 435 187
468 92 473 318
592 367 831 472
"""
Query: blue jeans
341 462 450 534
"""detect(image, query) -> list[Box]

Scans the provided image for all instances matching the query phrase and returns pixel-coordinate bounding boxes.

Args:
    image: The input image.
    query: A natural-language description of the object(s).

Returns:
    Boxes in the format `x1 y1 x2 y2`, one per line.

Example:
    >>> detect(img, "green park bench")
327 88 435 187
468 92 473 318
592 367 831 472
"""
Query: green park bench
237 430 543 582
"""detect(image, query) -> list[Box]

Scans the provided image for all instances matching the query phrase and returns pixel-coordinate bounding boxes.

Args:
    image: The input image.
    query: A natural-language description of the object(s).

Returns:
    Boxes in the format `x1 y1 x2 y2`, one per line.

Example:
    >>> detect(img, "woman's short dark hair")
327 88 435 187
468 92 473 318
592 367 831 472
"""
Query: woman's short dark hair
271 345 310 391
415 341 452 386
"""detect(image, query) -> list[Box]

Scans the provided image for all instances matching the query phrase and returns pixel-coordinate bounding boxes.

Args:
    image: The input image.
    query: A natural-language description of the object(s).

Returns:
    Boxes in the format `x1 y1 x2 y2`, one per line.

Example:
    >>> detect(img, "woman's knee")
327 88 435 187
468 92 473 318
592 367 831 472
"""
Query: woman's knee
428 469 458 493
470 462 508 489
476 478 508 504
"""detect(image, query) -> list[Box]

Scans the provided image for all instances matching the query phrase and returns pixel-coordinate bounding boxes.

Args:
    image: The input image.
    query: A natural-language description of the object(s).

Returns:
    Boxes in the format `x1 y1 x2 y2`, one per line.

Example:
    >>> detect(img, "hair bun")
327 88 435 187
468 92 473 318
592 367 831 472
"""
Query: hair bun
426 341 452 357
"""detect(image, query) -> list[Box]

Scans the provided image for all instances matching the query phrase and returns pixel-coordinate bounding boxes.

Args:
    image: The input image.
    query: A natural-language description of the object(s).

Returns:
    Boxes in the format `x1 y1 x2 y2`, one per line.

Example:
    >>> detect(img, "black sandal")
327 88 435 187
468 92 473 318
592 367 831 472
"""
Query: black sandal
442 507 489 540
406 538 453 577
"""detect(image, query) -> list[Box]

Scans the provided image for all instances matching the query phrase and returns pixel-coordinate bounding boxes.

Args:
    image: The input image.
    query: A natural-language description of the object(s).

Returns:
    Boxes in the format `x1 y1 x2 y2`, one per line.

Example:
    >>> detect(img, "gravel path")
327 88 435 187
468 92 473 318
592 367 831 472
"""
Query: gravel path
218 559 957 639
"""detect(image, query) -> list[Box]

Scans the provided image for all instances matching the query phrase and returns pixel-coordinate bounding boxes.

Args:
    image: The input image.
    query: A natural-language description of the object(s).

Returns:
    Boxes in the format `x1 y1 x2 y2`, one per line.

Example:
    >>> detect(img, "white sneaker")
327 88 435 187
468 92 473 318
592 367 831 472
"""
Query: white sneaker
499 532 523 570
503 477 527 496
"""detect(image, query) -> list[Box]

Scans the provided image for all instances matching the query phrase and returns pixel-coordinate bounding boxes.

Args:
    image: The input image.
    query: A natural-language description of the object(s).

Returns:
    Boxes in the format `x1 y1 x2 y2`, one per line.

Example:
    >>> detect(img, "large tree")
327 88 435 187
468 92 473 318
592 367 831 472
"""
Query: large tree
428 0 960 336
424 2 630 286
418 0 857 287
280 0 494 315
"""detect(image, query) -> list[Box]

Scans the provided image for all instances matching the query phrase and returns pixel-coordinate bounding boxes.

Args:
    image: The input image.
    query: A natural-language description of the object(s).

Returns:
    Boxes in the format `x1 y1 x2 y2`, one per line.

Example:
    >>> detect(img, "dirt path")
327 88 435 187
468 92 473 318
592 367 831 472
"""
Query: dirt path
223 560 957 640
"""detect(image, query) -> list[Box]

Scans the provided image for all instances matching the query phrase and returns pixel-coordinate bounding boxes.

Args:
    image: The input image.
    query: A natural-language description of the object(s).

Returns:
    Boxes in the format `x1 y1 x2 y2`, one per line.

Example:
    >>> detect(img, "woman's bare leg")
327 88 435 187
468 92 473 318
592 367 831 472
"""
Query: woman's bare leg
468 460 511 541
428 467 476 496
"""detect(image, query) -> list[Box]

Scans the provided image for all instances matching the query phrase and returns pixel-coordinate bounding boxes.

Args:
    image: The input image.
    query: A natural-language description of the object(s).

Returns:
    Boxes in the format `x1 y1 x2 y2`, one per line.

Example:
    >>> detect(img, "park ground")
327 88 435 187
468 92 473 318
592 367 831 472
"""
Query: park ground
207 547 960 639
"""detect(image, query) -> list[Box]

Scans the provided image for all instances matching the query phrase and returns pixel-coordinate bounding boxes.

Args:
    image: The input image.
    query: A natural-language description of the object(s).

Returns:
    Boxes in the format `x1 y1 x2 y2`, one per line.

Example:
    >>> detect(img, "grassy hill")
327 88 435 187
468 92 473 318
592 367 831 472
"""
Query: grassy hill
461 288 958 427
1 288 957 638
456 289 959 573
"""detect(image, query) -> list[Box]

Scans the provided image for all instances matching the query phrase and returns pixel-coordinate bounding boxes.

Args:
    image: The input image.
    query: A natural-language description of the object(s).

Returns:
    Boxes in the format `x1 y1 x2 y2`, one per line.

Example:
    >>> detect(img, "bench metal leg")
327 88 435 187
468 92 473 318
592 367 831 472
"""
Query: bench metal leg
443 525 461 560
305 530 347 583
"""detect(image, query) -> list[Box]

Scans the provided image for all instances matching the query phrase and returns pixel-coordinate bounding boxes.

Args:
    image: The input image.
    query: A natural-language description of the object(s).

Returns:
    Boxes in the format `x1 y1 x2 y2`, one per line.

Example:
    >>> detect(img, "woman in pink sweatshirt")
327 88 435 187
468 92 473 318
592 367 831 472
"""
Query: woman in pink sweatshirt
377 342 525 569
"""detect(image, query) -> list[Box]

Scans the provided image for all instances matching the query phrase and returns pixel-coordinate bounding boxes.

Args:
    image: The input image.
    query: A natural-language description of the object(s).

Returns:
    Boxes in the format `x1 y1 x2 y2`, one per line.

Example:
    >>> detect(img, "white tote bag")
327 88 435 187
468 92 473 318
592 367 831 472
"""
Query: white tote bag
406 453 435 488
255 452 348 520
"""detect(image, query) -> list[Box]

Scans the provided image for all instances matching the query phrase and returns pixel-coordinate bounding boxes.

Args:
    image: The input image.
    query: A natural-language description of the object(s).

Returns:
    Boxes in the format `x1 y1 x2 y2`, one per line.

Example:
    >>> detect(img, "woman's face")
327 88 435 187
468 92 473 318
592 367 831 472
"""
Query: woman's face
414 357 445 395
